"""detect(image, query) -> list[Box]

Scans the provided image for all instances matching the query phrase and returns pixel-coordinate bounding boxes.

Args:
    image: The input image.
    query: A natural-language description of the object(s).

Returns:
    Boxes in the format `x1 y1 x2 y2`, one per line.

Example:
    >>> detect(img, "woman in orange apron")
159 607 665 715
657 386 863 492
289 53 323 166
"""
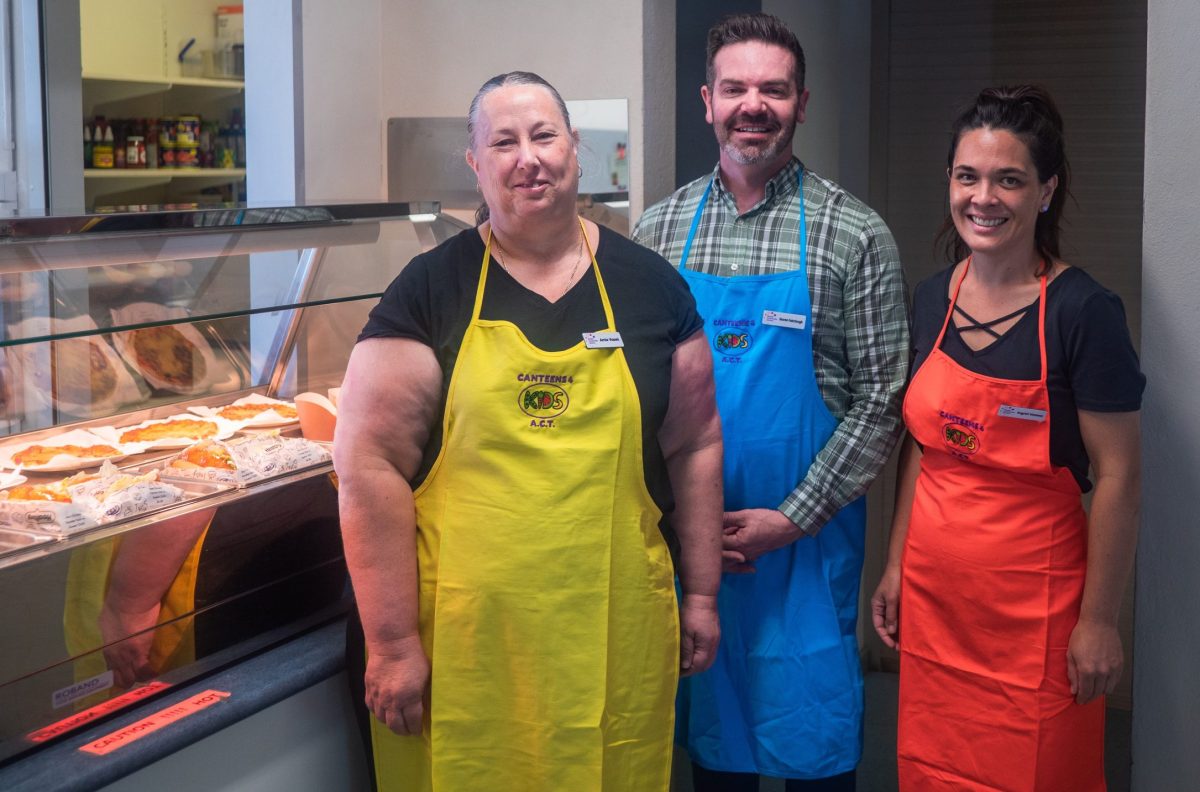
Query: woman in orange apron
337 72 723 791
871 85 1143 790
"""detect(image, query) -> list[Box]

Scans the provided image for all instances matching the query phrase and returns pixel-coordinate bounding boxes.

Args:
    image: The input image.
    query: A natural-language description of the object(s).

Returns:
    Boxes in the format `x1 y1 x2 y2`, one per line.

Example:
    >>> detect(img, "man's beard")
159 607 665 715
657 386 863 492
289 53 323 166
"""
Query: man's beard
718 115 796 165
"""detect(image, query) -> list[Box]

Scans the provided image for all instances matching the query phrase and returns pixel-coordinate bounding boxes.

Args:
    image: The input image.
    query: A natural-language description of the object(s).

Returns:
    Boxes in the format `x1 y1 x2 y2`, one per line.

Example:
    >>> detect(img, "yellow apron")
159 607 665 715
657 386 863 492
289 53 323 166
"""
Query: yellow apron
372 222 679 791
65 518 212 706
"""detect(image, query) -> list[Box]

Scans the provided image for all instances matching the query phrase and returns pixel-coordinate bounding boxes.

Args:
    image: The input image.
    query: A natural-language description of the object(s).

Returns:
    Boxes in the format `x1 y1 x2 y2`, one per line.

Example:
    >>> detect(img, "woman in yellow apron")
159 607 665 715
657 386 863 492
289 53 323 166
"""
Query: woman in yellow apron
337 72 723 791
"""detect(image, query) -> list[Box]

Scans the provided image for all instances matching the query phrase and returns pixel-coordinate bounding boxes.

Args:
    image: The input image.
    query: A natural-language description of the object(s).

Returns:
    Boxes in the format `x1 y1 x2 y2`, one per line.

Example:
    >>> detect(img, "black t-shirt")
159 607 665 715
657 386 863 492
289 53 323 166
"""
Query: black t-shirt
358 225 704 538
911 265 1145 492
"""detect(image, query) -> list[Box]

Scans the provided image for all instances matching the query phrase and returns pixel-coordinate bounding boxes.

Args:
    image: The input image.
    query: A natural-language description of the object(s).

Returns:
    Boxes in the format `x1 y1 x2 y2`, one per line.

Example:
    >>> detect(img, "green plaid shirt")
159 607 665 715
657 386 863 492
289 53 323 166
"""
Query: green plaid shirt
633 158 909 535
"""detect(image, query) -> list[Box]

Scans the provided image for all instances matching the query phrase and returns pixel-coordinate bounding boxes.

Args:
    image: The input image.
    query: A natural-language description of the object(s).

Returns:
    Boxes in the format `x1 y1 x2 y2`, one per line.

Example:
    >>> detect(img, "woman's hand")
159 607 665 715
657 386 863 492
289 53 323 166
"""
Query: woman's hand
679 593 720 677
1067 618 1123 705
871 563 902 649
365 634 431 736
99 600 161 688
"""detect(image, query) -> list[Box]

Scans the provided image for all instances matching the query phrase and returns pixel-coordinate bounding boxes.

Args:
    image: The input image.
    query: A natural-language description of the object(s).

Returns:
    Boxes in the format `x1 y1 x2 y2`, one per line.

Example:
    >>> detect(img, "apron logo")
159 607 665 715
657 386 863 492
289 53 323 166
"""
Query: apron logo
942 423 980 455
518 383 569 427
713 330 752 357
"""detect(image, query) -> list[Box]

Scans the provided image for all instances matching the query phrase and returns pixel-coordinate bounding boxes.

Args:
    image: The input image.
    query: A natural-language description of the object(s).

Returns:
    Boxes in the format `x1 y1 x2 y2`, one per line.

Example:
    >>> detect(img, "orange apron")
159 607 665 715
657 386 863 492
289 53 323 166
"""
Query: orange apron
897 261 1105 791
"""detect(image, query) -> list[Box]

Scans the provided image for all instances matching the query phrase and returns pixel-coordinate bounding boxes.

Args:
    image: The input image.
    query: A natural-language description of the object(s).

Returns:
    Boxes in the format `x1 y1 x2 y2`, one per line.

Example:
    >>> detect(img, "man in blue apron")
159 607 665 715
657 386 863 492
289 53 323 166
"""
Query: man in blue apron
633 13 908 791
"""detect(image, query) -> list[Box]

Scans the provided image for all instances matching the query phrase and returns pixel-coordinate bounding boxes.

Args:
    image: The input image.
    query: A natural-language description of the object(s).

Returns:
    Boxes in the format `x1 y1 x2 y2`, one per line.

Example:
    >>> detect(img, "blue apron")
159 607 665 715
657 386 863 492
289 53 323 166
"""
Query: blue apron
676 172 866 778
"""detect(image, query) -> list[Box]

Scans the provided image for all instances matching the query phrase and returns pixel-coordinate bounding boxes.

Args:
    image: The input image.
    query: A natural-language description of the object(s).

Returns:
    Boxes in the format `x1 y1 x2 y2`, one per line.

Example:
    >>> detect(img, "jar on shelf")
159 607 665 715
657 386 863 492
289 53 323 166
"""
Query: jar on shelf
126 136 146 168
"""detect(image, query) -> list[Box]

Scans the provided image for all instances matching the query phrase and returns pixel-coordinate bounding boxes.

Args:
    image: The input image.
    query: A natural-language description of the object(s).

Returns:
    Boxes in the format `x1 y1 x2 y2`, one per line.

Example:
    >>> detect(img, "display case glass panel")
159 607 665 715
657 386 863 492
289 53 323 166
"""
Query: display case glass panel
0 202 468 766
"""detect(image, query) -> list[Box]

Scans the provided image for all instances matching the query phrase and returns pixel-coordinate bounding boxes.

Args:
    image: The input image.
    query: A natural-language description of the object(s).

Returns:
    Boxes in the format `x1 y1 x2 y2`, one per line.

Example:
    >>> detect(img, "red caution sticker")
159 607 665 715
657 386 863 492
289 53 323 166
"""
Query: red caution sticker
79 690 231 756
28 682 171 743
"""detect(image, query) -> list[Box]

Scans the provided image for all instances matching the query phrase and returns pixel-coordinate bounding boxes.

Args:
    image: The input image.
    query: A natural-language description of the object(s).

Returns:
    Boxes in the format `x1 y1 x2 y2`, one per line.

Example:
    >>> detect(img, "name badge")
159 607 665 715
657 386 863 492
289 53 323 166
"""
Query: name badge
762 309 807 330
998 404 1047 422
583 331 624 349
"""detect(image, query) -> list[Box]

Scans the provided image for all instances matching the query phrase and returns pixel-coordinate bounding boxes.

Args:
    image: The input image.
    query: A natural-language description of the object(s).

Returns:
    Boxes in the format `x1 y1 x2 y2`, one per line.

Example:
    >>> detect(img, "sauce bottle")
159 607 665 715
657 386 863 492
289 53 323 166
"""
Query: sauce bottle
93 124 115 169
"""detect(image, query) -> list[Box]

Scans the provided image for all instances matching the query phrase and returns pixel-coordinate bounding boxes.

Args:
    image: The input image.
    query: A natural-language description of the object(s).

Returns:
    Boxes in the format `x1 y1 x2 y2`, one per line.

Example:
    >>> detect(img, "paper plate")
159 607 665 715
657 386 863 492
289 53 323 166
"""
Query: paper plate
93 416 238 452
0 473 28 490
190 396 300 429
0 451 127 473
0 429 128 472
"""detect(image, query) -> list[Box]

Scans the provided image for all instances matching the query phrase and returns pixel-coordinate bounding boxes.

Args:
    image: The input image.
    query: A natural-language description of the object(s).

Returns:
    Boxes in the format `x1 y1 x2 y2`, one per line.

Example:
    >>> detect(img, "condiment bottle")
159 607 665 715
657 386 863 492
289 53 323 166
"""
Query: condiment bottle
93 125 115 169
146 121 159 169
114 122 126 168
127 135 145 168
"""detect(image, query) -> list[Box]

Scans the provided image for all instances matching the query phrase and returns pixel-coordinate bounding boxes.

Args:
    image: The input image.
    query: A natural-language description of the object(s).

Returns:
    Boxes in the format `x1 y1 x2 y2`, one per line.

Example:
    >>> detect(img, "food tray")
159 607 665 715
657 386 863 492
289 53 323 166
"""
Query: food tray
0 477 232 537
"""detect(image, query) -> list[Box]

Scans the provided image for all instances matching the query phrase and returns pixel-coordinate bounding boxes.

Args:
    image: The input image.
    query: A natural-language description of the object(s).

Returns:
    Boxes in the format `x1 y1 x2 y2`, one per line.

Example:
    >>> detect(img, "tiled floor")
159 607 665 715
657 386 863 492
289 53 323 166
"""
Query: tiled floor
672 672 1133 791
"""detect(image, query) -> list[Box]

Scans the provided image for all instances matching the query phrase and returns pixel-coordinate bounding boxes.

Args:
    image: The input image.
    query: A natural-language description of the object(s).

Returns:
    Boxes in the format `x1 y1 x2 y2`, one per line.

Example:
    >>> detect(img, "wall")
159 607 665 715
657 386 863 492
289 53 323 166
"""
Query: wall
299 0 383 201
662 1 873 198
671 0 759 190
377 0 647 215
1133 1 1200 787
640 0 675 205
866 3 1147 710
294 1 871 220
765 0 872 198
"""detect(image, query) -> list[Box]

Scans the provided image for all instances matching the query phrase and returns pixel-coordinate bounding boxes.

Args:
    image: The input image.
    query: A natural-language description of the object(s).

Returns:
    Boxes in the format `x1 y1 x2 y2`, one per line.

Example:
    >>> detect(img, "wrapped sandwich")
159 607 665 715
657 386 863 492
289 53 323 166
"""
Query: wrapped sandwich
0 462 186 535
165 432 331 486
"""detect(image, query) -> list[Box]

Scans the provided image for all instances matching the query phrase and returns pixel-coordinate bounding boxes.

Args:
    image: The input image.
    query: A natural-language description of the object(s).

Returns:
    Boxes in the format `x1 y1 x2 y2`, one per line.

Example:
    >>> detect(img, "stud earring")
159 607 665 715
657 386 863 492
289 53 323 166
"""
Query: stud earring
1040 204 1049 213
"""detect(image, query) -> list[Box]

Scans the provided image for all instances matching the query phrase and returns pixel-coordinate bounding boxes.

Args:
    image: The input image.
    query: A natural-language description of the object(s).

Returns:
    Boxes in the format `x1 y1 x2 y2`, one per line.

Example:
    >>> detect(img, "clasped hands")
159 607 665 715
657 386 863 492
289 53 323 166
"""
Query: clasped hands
721 508 804 573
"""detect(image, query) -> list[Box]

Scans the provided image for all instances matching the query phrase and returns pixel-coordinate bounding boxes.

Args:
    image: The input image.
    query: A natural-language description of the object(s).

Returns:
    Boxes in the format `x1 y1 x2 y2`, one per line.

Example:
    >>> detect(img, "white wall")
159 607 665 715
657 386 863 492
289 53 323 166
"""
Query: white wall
640 0 675 207
295 0 650 211
1133 0 1200 787
377 0 646 215
293 2 871 219
299 0 383 201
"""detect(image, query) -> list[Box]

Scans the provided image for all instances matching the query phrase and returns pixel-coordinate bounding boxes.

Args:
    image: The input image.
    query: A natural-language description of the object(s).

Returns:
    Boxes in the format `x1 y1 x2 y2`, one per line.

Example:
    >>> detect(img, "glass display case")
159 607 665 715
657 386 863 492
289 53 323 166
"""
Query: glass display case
0 202 468 766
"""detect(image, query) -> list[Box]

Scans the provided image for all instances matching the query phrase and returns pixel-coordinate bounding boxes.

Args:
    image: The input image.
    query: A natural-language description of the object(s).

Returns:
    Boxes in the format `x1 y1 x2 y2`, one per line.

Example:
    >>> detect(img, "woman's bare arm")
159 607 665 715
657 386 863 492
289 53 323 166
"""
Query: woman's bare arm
335 337 441 734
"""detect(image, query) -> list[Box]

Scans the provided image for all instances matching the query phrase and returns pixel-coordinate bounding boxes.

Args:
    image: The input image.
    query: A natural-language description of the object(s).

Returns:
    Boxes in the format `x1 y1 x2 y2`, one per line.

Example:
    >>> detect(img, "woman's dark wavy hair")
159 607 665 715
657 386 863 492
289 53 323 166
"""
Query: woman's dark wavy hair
467 71 572 226
935 85 1070 275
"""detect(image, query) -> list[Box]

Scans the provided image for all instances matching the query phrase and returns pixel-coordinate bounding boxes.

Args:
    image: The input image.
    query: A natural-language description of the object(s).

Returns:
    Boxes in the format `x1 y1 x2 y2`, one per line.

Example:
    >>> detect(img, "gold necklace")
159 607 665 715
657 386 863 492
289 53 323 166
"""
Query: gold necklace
492 225 586 300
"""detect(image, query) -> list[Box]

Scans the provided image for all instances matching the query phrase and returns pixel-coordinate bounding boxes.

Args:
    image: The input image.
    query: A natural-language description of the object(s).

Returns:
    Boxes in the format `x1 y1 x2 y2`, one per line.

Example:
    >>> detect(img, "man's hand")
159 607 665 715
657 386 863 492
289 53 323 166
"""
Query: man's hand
365 634 431 735
721 508 804 572
679 593 720 676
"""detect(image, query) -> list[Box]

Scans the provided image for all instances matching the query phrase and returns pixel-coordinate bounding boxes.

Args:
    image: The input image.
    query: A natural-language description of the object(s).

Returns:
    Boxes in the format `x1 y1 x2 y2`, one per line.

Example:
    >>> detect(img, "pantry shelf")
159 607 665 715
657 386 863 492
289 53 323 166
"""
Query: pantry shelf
83 72 244 106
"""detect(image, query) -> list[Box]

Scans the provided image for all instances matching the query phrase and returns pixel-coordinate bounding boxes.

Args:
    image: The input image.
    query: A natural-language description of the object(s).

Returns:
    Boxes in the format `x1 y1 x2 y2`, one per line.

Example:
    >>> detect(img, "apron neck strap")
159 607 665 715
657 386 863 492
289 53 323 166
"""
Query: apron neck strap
476 229 496 323
478 219 617 329
680 168 806 273
580 218 618 330
936 257 1050 382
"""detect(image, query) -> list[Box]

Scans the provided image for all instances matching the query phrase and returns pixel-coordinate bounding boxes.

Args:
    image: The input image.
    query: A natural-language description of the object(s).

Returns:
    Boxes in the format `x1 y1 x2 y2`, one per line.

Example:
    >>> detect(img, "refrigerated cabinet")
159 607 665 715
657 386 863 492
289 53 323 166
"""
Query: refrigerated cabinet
0 202 467 768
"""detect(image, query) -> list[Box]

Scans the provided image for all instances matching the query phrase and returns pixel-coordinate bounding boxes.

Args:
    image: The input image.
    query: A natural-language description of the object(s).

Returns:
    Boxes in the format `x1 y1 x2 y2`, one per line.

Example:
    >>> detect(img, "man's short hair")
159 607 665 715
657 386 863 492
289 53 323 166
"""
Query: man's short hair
705 13 806 91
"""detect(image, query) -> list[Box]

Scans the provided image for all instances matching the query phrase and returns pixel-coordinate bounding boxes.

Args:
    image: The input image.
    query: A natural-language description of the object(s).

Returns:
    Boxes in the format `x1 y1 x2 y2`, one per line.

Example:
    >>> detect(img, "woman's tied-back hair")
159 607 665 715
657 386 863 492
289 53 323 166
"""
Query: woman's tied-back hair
467 71 573 225
705 13 806 91
937 85 1071 273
